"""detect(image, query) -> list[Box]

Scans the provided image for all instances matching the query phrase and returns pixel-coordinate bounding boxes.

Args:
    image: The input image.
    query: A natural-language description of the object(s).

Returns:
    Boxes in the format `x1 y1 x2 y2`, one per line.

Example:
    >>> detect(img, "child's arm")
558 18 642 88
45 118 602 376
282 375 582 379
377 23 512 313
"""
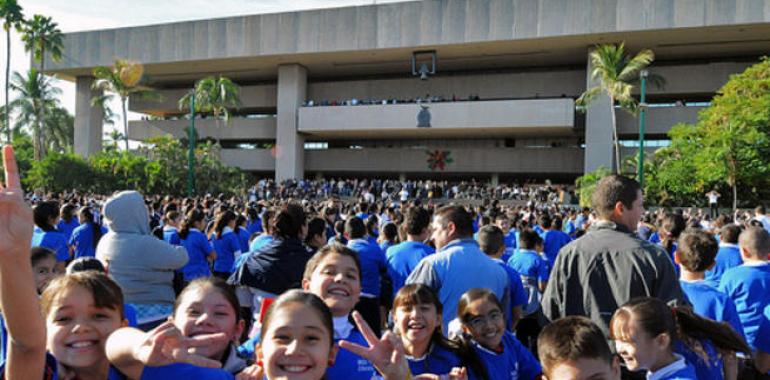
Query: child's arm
339 311 412 380
0 146 46 380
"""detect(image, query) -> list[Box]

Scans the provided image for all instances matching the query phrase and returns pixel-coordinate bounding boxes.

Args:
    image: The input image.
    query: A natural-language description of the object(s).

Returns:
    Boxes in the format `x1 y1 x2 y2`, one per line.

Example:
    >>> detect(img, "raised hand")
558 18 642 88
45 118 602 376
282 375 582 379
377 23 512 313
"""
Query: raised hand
235 363 264 380
0 145 33 257
134 320 229 368
338 311 411 380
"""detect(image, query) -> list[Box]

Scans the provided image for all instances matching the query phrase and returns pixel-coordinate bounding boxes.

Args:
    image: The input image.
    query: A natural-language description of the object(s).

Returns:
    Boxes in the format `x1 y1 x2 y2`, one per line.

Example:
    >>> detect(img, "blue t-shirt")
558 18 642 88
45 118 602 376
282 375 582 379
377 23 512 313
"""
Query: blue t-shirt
502 231 518 261
327 328 380 380
347 238 387 297
718 262 770 350
180 229 214 281
407 343 478 379
705 244 743 286
646 354 697 380
246 219 262 236
754 305 770 356
471 331 541 380
507 250 549 283
248 235 274 253
141 363 233 380
211 229 242 274
674 339 723 380
0 352 127 380
31 227 69 262
386 241 434 298
680 280 745 339
542 229 571 269
495 260 527 329
69 223 108 259
235 227 251 254
163 228 181 246
56 219 80 242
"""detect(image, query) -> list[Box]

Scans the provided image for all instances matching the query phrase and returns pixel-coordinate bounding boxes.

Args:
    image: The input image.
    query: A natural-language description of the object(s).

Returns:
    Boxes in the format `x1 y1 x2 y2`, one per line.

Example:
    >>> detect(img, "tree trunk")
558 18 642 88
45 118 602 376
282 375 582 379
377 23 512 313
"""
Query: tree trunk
38 45 46 154
610 96 621 174
122 97 129 151
32 105 41 161
5 29 11 144
732 179 737 214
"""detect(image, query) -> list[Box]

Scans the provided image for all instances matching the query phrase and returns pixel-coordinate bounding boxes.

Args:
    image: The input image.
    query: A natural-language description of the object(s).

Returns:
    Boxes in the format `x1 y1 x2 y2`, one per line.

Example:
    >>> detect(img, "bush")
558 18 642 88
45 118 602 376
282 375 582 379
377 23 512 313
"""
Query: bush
575 166 612 208
25 152 94 192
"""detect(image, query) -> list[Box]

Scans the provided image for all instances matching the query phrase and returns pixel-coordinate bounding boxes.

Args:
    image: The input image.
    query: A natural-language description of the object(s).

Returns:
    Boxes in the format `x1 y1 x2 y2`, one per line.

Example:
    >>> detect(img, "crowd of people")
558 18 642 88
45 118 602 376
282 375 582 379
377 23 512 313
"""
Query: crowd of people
2 144 770 380
302 93 483 107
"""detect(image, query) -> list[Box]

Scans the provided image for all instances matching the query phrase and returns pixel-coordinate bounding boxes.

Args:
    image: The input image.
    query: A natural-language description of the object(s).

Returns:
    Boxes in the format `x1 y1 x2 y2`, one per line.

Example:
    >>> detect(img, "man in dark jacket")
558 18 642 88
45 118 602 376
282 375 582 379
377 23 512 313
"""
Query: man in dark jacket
541 175 686 344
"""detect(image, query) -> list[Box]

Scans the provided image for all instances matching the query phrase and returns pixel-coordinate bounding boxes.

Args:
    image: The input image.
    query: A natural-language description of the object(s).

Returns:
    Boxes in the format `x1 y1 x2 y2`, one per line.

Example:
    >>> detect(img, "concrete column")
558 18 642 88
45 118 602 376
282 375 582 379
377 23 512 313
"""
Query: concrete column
583 49 614 173
275 64 307 181
490 173 500 186
74 77 104 157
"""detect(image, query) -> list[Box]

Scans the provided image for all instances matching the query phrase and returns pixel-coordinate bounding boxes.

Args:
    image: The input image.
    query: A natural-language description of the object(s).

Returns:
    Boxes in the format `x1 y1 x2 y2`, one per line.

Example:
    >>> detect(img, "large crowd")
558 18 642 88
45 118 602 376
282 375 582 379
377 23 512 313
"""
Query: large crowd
2 145 770 380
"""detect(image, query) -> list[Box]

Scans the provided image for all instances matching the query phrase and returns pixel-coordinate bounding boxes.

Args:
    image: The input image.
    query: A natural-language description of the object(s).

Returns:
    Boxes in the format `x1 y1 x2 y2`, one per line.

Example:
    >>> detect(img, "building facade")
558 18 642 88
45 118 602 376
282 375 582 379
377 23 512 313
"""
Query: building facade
49 0 770 182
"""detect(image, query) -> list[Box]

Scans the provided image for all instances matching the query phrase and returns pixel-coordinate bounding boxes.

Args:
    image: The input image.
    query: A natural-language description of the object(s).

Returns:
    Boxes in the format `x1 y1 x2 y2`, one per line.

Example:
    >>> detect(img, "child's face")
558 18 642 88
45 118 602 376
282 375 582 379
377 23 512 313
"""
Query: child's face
394 301 441 346
46 285 124 371
173 287 244 360
546 357 620 380
613 317 664 371
303 253 361 317
461 299 505 349
496 219 511 233
33 257 60 294
258 302 336 380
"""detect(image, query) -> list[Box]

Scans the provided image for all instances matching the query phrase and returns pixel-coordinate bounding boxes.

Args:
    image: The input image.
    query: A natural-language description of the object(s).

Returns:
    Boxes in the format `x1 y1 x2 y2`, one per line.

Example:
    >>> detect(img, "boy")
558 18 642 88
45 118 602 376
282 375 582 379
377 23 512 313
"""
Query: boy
719 226 770 351
705 223 743 286
507 228 549 352
538 316 620 380
494 213 517 262
675 229 745 338
477 225 527 330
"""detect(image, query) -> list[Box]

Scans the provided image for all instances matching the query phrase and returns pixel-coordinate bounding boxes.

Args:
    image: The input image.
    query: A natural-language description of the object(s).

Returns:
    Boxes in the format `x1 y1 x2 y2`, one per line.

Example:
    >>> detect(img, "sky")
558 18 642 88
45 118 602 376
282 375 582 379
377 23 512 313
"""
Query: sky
0 0 411 136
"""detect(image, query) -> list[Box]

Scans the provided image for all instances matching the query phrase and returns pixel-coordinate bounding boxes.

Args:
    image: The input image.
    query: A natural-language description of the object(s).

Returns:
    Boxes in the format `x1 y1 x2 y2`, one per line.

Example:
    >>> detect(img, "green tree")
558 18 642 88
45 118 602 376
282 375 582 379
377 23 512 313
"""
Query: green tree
20 14 63 73
9 68 61 161
25 151 93 192
45 106 73 153
92 59 157 151
577 43 658 173
574 166 612 208
1 0 24 144
178 75 240 144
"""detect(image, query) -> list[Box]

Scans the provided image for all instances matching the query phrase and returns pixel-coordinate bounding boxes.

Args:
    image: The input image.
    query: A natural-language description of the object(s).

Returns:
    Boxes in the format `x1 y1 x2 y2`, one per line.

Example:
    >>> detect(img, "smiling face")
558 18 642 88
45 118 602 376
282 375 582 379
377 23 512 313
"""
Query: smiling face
173 286 244 360
303 253 361 317
257 302 336 380
461 298 505 350
46 285 124 372
394 301 441 350
33 256 60 294
612 316 663 372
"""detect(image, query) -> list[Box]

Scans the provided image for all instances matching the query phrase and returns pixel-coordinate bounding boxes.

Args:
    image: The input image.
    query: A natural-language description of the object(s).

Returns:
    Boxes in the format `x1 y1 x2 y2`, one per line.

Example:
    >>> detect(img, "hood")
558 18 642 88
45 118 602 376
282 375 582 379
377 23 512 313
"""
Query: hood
103 190 150 234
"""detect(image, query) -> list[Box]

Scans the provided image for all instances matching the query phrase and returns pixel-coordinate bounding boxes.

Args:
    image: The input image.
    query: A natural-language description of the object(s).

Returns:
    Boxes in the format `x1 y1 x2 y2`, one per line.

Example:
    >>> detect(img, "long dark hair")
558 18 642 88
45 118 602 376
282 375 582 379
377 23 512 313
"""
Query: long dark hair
209 210 237 240
395 285 488 380
271 203 306 240
60 203 77 224
79 206 103 249
660 213 686 254
179 209 206 240
33 201 60 232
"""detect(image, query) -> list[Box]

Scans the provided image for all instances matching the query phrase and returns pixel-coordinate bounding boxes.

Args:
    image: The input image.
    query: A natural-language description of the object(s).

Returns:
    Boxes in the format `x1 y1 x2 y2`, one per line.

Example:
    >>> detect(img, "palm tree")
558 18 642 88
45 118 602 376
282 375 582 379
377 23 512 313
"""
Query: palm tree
1 0 24 144
21 14 63 73
9 68 61 160
104 129 124 151
45 106 73 153
91 92 118 128
577 43 656 174
178 75 240 145
92 59 157 151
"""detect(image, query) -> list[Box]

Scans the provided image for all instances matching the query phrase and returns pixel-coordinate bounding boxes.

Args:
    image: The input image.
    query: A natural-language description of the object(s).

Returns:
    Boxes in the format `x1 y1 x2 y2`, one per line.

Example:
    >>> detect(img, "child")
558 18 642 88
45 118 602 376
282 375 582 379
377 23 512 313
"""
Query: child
674 229 745 339
345 217 388 336
31 200 69 271
718 226 770 351
477 225 527 331
378 222 399 253
610 297 750 380
506 228 548 352
704 224 743 286
106 278 247 378
69 206 107 259
457 288 542 380
31 247 60 295
392 284 481 379
537 316 620 380
209 210 242 279
162 211 183 246
178 209 216 283
56 203 80 243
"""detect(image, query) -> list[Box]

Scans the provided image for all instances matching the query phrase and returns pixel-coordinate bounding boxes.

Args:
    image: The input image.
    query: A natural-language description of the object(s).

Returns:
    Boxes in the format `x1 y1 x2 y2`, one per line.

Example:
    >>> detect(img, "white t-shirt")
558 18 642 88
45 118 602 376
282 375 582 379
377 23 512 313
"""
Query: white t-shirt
399 189 409 202
707 192 719 204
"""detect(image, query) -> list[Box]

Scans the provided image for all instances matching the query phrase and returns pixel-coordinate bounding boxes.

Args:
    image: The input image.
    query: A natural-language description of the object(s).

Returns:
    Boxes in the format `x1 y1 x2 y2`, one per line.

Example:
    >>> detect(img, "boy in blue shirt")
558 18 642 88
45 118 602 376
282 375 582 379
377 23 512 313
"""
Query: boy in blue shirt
494 214 517 262
705 223 743 287
675 228 745 339
478 225 527 331
538 316 621 380
755 305 770 375
507 228 549 353
719 226 770 351
539 214 571 272
385 207 434 298
345 217 388 336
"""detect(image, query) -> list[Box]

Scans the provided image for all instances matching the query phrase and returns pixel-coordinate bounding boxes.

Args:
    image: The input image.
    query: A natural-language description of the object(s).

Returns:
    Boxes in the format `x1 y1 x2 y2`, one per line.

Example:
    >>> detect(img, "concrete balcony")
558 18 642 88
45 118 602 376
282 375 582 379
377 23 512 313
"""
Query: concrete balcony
220 148 276 171
617 106 703 136
298 98 576 138
127 117 277 141
129 84 278 115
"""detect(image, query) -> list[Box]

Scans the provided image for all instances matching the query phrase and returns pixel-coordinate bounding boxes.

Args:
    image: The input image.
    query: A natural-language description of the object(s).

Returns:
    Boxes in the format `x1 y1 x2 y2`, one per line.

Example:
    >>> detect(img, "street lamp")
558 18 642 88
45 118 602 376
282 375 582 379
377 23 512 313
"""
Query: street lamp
638 69 649 188
187 92 196 196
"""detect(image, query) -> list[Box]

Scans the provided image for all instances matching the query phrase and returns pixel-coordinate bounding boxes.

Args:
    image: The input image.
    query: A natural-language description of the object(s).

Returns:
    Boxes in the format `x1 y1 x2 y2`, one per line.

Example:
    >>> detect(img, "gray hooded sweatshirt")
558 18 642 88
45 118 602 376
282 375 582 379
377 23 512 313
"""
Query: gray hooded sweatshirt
96 191 188 305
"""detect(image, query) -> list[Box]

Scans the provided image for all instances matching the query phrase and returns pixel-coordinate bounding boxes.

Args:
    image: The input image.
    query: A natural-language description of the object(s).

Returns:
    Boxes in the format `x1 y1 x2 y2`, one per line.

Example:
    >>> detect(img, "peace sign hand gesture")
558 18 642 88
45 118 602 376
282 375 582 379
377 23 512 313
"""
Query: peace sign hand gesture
338 311 412 380
134 320 229 369
0 145 32 257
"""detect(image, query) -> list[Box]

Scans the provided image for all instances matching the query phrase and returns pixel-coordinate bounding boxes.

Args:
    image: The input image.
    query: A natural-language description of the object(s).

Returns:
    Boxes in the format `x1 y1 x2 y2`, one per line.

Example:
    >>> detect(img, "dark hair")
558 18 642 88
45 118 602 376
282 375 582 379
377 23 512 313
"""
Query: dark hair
260 290 333 347
719 224 741 244
344 217 366 239
271 203 306 239
552 216 563 230
538 316 614 377
661 213 686 255
393 284 487 380
592 175 642 219
434 205 474 238
457 288 503 325
210 210 237 240
677 229 718 272
365 215 379 237
477 225 504 256
60 203 77 224
305 217 327 245
31 247 56 267
610 297 750 356
163 210 181 225
179 209 206 240
380 222 398 243
518 228 542 250
756 205 766 215
66 257 106 274
303 244 361 281
405 207 431 236
173 277 241 322
538 214 552 229
739 226 770 259
41 271 125 319
79 206 103 249
33 201 60 231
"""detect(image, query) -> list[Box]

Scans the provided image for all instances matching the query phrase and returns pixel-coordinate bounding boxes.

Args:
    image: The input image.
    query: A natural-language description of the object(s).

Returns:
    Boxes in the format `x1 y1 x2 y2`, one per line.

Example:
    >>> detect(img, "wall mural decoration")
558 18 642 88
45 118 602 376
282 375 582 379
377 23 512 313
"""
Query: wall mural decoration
426 150 453 171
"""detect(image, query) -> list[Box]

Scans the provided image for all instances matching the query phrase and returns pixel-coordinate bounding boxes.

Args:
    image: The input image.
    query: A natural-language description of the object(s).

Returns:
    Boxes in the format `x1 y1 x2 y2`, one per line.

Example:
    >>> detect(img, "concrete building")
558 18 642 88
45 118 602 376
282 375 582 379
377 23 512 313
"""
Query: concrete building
48 0 770 182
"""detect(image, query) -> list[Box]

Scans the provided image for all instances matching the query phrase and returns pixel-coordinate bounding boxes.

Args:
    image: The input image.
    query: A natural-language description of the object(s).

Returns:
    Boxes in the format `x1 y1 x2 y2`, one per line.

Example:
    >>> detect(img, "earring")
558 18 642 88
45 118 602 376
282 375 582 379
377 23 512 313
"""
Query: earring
257 360 263 367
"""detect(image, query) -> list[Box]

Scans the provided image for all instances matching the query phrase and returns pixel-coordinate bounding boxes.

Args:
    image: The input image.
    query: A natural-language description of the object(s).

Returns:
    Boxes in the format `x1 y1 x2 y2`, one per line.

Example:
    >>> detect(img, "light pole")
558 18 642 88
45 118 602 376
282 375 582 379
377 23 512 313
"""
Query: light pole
187 92 196 196
638 69 649 188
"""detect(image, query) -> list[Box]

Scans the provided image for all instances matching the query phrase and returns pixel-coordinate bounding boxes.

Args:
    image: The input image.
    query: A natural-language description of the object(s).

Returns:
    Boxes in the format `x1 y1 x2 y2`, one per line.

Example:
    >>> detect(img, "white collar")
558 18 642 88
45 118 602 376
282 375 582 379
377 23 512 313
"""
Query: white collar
405 342 434 361
646 354 687 380
223 226 234 234
719 243 739 248
679 278 708 285
743 261 770 267
333 316 354 340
